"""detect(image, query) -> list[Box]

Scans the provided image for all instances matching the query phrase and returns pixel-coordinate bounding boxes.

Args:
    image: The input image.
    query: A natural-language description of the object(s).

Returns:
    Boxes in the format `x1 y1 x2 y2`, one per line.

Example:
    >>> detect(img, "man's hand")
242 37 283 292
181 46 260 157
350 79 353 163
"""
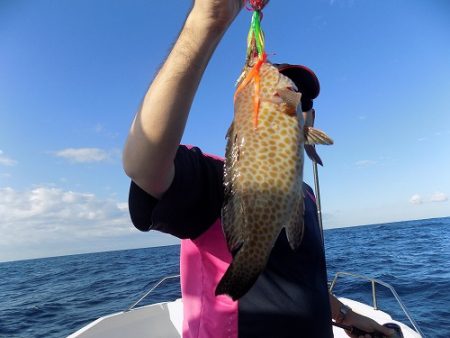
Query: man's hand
342 310 395 338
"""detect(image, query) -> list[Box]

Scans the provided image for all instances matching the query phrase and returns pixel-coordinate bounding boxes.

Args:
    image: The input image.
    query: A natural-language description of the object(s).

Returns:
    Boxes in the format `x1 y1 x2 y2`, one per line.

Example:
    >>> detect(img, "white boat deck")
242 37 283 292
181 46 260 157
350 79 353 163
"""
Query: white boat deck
68 299 183 338
69 297 421 338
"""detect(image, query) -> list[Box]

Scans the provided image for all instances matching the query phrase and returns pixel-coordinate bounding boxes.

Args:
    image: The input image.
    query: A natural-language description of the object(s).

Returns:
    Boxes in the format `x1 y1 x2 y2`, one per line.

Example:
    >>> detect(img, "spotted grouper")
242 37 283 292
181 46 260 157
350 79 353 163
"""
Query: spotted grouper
215 57 333 300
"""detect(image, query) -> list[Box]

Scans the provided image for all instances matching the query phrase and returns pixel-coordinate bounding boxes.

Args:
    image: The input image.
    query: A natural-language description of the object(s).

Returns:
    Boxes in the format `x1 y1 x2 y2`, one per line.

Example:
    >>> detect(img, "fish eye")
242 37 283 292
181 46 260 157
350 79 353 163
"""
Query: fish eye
286 86 298 92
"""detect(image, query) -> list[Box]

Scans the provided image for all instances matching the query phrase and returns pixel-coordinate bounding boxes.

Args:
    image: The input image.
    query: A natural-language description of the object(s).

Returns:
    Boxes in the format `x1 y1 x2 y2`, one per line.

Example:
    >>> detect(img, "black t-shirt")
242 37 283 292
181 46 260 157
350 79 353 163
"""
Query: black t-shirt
129 145 333 338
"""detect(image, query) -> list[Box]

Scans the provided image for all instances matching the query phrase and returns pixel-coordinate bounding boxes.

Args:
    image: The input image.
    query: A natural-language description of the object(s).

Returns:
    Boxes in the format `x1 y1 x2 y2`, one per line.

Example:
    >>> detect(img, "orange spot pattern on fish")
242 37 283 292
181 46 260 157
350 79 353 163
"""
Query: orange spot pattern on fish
218 61 306 300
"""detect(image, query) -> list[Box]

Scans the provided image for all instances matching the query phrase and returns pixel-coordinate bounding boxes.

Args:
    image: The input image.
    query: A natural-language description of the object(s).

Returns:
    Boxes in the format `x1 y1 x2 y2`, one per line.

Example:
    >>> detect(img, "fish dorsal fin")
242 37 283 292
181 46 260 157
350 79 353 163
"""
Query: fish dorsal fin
276 88 302 109
304 127 334 145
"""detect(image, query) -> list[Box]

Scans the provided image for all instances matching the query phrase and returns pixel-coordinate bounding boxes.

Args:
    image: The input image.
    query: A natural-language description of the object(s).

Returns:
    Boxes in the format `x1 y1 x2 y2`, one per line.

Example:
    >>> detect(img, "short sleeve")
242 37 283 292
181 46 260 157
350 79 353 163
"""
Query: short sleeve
128 145 224 239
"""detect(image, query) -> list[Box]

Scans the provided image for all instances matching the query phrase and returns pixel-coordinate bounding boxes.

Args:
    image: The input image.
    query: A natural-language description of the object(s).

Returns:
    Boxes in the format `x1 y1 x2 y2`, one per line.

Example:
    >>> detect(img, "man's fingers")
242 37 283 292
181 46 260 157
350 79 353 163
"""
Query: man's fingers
344 329 356 338
376 323 396 336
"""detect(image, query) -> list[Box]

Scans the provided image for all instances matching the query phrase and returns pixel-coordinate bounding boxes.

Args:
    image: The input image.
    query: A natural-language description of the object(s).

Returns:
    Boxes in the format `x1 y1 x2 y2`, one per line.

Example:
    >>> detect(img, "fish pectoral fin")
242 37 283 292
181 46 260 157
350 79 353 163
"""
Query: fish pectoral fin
304 127 334 145
275 88 302 110
304 144 323 166
285 199 305 251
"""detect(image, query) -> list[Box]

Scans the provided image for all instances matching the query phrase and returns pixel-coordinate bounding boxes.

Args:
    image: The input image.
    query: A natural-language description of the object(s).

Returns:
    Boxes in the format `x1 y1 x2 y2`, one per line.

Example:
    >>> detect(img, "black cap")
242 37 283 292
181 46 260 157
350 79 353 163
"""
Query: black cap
274 64 320 111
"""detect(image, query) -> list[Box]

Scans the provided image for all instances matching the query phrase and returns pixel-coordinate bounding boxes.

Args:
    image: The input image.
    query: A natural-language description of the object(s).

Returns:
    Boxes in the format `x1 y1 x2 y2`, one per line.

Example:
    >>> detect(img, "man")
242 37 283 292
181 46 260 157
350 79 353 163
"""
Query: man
123 1 395 337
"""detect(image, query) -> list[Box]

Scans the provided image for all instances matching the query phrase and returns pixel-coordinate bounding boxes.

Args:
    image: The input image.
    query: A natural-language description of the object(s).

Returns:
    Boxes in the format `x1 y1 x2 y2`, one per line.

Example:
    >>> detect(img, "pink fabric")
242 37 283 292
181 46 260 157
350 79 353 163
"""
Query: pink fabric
180 219 238 338
180 148 237 338
305 189 316 204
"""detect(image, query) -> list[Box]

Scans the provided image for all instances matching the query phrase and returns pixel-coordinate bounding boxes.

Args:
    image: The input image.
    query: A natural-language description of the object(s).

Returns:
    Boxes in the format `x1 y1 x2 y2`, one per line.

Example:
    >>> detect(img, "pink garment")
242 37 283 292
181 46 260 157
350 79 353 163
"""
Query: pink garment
179 148 237 338
304 188 316 204
180 219 238 338
178 148 318 337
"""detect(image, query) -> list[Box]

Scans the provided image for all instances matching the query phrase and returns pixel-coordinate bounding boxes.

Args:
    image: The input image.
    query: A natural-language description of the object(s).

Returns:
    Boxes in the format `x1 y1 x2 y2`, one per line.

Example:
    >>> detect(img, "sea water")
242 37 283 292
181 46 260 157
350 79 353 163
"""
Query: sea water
1 217 449 338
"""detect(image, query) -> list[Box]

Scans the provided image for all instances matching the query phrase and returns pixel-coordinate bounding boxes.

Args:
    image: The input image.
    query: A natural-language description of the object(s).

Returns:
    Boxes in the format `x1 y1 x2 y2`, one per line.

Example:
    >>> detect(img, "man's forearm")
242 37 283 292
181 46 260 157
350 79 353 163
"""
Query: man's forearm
123 9 229 198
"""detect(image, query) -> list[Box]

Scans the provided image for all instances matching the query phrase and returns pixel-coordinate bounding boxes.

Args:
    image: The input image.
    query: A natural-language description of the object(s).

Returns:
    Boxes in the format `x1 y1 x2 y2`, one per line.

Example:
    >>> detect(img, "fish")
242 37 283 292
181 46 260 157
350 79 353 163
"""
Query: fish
215 57 333 300
304 109 325 166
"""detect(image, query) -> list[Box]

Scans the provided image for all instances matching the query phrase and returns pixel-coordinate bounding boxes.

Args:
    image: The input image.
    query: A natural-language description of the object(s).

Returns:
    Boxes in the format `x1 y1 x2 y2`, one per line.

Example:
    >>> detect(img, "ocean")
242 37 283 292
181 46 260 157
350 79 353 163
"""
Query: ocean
1 217 449 338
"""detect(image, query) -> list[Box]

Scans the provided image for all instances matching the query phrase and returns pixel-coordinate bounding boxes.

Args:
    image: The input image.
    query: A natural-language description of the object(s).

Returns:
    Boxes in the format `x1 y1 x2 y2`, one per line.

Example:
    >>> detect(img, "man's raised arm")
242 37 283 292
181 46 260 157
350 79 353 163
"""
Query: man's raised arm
123 1 242 198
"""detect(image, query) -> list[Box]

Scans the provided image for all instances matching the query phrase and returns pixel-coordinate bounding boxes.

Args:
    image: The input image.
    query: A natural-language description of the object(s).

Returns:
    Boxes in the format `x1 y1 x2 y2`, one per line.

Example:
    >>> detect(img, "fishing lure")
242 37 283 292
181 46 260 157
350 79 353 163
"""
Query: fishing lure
235 0 270 128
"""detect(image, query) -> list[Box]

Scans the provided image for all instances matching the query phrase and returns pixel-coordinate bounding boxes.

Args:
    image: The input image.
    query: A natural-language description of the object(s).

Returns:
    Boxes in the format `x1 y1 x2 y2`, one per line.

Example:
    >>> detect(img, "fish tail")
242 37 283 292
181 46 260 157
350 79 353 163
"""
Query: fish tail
215 246 266 300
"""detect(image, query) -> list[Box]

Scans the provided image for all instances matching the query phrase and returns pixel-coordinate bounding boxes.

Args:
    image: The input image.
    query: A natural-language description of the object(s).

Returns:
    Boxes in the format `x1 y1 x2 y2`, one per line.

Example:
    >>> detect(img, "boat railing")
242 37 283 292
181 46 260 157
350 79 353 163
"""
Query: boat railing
329 271 424 337
125 272 424 336
125 274 181 312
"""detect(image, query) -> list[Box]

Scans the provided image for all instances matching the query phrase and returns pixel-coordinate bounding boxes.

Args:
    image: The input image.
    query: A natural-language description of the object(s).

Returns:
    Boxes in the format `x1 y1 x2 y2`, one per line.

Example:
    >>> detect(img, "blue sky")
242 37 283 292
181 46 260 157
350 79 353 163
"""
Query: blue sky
1 0 449 262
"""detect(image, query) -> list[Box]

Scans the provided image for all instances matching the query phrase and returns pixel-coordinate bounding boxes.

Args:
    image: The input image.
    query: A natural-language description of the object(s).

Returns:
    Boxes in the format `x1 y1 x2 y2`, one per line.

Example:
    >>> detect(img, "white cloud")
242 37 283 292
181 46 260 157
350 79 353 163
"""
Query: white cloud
0 186 132 248
53 147 110 163
431 192 448 203
355 160 376 168
92 123 119 139
117 202 129 212
409 194 423 205
94 123 104 133
0 186 181 262
409 192 448 205
0 150 17 166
